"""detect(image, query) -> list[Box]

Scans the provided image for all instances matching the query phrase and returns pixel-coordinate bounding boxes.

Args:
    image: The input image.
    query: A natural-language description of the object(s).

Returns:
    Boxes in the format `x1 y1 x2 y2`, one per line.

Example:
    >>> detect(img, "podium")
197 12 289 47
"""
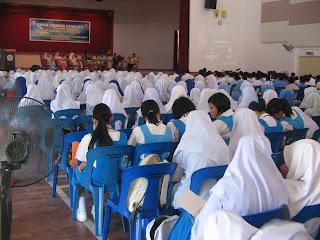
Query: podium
1 49 16 71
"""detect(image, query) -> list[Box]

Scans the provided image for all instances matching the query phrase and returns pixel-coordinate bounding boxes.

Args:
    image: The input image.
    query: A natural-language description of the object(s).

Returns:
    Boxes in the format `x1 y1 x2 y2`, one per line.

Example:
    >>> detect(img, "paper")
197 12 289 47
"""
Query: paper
176 189 206 218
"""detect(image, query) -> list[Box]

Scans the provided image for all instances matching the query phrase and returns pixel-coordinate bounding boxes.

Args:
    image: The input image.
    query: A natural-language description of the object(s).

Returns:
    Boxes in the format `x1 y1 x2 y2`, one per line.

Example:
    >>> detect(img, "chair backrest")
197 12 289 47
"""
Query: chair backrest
59 118 75 133
190 165 228 195
111 113 126 129
124 107 139 129
55 109 82 119
119 128 133 139
74 115 94 132
312 116 320 128
264 132 285 153
118 162 177 216
312 129 320 142
296 86 308 102
132 142 176 166
165 113 175 124
285 128 308 145
85 145 133 190
291 204 320 223
60 131 90 169
275 87 285 95
242 205 286 228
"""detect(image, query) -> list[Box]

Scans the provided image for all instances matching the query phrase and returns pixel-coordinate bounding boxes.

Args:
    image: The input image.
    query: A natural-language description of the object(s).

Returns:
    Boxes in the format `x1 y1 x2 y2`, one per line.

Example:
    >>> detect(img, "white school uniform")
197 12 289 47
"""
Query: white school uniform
304 93 320 117
167 115 188 142
191 134 288 240
259 113 279 132
300 87 317 108
213 109 233 140
171 110 232 209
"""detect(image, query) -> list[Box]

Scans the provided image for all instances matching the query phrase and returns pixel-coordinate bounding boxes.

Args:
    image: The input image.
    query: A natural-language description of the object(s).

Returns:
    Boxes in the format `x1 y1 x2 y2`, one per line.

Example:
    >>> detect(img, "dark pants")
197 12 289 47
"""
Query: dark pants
127 63 135 71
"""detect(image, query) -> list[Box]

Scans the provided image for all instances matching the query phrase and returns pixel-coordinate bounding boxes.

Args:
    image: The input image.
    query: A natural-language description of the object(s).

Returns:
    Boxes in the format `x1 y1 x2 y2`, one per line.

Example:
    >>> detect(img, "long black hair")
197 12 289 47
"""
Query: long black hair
266 98 293 117
88 103 114 150
141 100 160 125
248 98 266 112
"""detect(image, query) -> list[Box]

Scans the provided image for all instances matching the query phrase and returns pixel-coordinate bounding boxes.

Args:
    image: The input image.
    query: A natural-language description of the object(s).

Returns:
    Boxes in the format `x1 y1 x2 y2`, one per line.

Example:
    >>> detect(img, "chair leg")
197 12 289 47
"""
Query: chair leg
67 168 74 209
102 205 111 240
51 166 59 198
72 184 80 220
122 216 129 233
93 188 104 236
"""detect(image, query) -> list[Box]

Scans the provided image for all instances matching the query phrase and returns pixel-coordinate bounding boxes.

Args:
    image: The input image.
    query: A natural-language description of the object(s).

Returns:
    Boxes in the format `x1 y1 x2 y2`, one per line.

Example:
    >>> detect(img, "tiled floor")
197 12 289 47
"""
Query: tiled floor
11 172 130 240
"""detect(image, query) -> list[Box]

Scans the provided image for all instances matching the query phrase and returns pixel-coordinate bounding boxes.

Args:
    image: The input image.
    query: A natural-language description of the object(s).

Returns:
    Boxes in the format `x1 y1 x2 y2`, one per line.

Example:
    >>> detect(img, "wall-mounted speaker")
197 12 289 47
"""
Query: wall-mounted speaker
205 0 217 9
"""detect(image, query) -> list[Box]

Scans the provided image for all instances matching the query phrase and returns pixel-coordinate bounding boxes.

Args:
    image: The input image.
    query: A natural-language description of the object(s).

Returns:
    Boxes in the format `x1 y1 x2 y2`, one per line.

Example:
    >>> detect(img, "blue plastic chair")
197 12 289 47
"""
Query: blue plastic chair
165 113 174 124
312 129 320 142
52 131 89 208
242 205 286 228
102 162 177 240
285 128 308 145
264 132 285 153
296 86 308 102
312 116 320 128
43 100 51 108
275 87 285 96
55 109 82 119
119 128 133 139
271 151 284 169
16 76 27 96
254 85 262 95
72 145 134 237
74 115 94 132
111 113 126 129
125 107 139 128
190 165 228 195
59 118 75 133
291 203 320 239
131 142 177 166
279 89 295 106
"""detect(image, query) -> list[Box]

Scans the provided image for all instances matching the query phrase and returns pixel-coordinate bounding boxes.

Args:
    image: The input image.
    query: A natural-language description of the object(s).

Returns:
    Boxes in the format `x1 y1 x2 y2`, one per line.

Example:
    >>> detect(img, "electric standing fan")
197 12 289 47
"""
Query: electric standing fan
0 96 64 240
0 76 22 98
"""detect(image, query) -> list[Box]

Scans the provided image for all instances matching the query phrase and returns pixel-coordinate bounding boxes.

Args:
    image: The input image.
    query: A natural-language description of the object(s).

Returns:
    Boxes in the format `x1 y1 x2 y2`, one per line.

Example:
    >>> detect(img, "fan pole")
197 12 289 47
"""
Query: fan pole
0 163 12 240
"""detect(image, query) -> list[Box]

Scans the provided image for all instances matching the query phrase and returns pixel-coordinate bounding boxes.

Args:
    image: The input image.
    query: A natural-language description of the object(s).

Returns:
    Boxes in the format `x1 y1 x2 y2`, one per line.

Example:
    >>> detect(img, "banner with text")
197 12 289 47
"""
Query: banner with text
29 18 90 43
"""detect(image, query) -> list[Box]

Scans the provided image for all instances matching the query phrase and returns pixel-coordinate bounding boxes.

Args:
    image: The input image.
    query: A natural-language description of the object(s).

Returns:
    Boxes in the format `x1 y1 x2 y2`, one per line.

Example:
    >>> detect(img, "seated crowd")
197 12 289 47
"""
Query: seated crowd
3 67 320 239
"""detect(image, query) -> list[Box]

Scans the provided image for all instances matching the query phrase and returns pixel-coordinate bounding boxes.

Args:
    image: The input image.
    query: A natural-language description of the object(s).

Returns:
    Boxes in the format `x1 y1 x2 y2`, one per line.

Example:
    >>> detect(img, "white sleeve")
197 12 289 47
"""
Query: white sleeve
167 122 179 142
213 120 231 140
75 134 91 162
281 121 294 132
127 127 144 146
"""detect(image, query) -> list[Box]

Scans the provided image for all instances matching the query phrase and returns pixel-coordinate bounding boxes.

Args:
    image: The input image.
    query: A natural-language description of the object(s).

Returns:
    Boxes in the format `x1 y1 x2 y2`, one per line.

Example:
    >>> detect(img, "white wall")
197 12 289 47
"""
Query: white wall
1 0 180 70
189 0 294 73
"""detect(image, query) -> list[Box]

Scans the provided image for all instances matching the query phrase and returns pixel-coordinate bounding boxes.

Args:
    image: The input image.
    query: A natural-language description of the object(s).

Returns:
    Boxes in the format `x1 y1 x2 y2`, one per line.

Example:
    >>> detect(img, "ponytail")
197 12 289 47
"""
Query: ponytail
248 98 266 112
141 100 160 125
281 98 293 117
88 103 113 150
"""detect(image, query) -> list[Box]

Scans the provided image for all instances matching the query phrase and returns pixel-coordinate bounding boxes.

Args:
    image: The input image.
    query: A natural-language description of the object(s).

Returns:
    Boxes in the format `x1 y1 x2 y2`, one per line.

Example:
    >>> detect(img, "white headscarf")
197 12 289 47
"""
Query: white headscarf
174 110 232 165
263 90 278 105
20 84 44 105
240 81 253 92
76 80 92 104
86 83 103 115
196 88 218 112
102 89 127 116
177 81 188 94
304 93 320 117
228 108 264 156
238 87 258 108
206 74 218 89
71 77 83 98
164 85 188 113
192 134 288 240
141 87 166 114
155 78 170 103
194 81 206 92
95 80 106 95
194 74 205 83
122 85 141 108
106 83 122 99
190 88 201 106
300 87 317 108
50 84 80 113
130 81 144 102
38 77 56 100
284 139 320 218
118 77 128 93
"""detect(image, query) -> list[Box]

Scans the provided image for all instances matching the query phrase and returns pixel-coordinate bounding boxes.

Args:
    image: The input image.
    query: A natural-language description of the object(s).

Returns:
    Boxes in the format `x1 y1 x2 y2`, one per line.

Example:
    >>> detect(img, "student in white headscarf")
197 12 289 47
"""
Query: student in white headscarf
206 74 218 89
130 81 144 102
300 87 317 108
106 82 122 100
122 85 141 108
50 84 80 113
204 210 312 240
217 89 238 111
19 84 44 107
194 81 205 92
118 77 128 93
190 88 201 106
238 87 258 108
304 93 320 117
284 139 320 239
165 85 188 113
95 80 106 95
263 89 278 105
69 52 79 66
71 77 83 99
196 88 218 112
77 80 93 104
85 84 103 115
192 134 289 240
102 89 128 130
38 77 56 100
228 108 264 156
155 78 170 103
171 110 232 209
177 81 188 95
